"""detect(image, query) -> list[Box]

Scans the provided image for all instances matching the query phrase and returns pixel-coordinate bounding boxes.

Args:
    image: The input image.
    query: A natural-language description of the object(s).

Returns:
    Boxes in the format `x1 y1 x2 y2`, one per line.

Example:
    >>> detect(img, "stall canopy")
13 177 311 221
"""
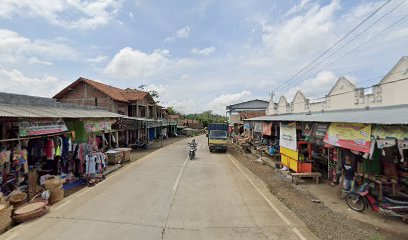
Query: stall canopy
0 103 123 118
246 104 408 125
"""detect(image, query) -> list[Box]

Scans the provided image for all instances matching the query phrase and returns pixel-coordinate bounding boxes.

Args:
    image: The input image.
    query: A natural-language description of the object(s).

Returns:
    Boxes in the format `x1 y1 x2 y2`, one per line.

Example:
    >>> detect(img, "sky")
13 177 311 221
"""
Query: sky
0 0 407 114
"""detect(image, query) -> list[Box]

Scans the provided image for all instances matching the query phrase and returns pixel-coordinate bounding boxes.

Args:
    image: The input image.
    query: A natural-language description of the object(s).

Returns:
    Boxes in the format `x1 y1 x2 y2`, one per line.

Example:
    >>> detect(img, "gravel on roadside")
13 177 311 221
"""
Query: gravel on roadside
228 144 406 240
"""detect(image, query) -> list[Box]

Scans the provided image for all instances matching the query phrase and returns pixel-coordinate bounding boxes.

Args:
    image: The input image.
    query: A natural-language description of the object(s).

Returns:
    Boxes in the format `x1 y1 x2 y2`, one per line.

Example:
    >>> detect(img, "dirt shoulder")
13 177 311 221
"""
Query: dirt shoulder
228 143 407 240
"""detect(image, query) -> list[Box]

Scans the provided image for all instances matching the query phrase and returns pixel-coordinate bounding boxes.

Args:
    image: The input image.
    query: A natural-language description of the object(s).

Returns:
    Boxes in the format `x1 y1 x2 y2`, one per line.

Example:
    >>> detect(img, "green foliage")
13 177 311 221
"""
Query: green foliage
184 110 227 128
166 107 180 115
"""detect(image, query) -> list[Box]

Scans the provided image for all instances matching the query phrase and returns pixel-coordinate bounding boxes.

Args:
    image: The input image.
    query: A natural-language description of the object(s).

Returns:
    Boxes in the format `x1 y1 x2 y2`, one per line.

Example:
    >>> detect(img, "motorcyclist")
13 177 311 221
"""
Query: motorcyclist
189 139 197 157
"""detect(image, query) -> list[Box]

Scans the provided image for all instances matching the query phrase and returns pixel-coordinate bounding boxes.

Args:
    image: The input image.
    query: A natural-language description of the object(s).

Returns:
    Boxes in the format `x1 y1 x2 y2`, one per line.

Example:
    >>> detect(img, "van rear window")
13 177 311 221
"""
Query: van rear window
209 130 227 139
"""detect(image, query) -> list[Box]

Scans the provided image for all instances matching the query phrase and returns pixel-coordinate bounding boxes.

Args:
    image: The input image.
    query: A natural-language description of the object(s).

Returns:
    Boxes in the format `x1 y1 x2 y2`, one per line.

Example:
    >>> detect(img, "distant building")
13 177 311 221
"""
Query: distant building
226 99 268 125
267 56 408 115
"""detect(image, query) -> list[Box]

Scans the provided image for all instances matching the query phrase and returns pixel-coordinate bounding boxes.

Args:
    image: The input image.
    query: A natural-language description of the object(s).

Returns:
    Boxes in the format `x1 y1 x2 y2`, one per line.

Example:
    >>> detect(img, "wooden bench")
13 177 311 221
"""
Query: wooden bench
290 172 322 185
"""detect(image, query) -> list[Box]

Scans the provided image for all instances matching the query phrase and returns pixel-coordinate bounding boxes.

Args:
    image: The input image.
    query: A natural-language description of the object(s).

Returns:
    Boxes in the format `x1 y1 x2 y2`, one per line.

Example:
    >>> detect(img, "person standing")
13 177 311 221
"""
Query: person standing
342 155 355 191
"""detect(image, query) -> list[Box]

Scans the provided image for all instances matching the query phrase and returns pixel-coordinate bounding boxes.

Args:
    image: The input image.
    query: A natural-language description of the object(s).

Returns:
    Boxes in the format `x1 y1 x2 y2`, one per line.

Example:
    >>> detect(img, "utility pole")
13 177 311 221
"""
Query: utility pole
160 119 163 148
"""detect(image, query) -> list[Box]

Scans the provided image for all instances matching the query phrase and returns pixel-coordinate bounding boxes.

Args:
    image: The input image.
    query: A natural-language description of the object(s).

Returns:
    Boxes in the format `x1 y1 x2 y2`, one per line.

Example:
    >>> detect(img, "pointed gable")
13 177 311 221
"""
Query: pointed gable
327 77 356 96
292 91 306 103
379 56 408 84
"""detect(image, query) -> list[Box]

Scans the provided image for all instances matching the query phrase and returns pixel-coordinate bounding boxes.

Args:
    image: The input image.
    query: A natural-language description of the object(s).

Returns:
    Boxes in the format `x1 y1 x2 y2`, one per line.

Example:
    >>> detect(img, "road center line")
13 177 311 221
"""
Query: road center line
173 157 188 191
227 154 307 240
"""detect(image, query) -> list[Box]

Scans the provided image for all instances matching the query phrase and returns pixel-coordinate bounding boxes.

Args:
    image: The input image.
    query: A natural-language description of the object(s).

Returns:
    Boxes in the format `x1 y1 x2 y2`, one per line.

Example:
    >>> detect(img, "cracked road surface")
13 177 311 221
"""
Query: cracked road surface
1 136 317 240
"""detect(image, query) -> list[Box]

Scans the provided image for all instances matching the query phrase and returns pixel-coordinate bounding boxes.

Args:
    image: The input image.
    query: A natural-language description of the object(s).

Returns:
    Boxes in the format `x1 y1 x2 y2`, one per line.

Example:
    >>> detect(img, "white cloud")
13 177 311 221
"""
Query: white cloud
191 46 216 56
286 0 311 16
87 55 108 64
0 28 78 65
0 68 68 97
176 26 191 38
285 70 338 101
0 0 122 30
164 26 191 42
128 12 135 22
208 90 253 113
27 57 53 66
104 47 171 78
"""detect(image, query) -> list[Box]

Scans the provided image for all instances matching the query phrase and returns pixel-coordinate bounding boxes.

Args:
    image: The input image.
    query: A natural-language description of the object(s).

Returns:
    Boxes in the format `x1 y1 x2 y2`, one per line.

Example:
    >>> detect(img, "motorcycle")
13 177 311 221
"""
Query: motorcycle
129 140 148 150
344 183 408 223
188 143 196 160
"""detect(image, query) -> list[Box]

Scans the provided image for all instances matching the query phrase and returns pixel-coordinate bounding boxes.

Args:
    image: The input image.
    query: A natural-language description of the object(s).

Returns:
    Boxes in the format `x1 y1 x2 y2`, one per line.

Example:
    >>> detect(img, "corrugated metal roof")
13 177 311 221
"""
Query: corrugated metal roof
0 104 123 118
245 105 408 125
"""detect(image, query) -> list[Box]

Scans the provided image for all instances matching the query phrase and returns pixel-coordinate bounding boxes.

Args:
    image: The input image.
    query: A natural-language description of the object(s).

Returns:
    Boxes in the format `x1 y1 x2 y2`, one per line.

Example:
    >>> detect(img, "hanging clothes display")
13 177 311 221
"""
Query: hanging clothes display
85 152 107 176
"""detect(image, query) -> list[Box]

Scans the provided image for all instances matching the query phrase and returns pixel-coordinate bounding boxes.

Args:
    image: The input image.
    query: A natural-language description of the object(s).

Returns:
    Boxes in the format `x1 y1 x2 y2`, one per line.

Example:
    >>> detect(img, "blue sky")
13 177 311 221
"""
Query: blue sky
0 0 407 114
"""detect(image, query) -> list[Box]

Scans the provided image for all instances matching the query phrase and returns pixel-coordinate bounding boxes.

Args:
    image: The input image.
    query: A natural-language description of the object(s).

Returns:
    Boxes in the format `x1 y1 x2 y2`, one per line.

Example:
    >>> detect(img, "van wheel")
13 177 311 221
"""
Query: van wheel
209 149 212 152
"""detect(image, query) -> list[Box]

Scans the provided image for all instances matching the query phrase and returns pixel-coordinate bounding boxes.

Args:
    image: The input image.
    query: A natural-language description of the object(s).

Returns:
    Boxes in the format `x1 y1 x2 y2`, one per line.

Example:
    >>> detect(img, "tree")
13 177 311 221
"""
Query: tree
167 107 180 115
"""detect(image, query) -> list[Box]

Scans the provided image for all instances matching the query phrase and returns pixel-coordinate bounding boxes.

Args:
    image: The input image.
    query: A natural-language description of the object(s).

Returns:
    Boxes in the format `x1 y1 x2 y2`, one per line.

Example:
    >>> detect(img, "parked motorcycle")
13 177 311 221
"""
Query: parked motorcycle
344 183 408 223
129 140 148 149
188 143 196 160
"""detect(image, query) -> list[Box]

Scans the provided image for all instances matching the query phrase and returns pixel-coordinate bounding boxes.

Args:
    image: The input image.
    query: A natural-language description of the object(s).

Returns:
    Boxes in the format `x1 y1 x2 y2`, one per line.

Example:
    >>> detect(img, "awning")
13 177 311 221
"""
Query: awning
245 104 408 125
0 103 123 118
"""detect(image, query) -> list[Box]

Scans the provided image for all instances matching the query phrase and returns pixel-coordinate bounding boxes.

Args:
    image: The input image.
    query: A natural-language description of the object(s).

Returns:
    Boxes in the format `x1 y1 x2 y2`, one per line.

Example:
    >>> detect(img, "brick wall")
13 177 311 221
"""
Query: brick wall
56 82 114 111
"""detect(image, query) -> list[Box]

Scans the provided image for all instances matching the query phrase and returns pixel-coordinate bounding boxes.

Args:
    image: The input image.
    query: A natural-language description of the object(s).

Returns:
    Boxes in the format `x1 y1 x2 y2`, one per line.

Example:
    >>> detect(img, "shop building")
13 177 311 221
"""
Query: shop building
226 99 268 134
53 77 175 145
0 92 122 203
244 104 408 200
266 56 408 115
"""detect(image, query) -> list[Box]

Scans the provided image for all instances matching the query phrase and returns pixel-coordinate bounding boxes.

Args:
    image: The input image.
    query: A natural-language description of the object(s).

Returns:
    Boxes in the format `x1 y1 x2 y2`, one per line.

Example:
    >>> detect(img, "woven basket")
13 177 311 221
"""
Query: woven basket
49 188 64 205
0 204 12 233
13 206 48 223
9 193 27 208
44 178 65 190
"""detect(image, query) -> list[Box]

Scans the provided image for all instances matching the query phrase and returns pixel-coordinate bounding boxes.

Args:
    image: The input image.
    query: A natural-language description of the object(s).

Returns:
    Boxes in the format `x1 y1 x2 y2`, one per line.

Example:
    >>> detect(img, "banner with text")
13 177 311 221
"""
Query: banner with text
280 122 297 151
324 123 371 153
84 120 112 133
19 119 68 137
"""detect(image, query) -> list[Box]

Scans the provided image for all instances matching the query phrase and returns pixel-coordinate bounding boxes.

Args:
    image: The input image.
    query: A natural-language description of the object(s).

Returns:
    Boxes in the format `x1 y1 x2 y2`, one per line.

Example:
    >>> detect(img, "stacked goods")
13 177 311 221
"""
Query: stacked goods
44 178 65 205
0 203 12 233
28 170 42 200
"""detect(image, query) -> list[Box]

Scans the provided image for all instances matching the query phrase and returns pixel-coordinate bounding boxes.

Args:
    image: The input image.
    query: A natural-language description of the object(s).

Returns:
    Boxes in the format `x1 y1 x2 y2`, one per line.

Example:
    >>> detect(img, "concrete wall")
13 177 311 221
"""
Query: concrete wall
265 56 408 116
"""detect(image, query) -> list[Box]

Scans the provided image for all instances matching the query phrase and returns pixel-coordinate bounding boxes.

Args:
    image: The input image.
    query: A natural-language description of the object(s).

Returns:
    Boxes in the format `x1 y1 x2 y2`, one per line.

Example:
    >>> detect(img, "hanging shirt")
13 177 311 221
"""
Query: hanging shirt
44 139 55 160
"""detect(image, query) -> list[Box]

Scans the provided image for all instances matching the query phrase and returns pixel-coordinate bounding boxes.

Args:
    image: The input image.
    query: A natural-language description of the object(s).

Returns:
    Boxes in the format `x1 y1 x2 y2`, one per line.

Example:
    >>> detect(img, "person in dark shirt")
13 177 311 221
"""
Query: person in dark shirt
342 155 355 191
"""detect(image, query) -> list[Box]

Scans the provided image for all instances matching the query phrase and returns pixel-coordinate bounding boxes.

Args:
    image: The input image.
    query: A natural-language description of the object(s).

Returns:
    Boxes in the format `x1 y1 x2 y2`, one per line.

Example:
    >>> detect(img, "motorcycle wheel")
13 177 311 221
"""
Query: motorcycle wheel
346 194 366 212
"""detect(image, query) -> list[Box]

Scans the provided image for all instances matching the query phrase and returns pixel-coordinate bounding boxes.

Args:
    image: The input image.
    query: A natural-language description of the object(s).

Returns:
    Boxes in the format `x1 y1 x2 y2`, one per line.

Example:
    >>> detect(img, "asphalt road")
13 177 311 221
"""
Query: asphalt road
1 135 317 240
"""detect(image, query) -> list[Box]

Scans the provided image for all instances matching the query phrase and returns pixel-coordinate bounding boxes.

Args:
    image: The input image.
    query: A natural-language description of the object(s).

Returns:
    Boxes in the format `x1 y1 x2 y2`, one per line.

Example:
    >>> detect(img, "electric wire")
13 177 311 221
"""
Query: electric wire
273 0 391 92
288 0 407 86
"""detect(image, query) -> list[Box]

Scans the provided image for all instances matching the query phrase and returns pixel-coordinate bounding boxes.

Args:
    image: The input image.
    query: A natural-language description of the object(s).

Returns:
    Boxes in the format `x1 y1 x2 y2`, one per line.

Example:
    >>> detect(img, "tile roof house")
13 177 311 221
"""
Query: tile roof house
53 77 159 118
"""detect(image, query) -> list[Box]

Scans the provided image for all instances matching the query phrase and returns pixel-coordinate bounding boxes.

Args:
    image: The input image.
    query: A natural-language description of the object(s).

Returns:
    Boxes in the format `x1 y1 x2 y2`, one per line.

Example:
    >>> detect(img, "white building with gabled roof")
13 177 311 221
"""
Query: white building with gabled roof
267 56 408 115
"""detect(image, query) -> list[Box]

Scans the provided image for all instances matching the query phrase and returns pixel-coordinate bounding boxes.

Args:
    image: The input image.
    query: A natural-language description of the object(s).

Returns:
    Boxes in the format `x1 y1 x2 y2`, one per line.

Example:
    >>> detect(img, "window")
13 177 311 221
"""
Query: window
95 98 98 106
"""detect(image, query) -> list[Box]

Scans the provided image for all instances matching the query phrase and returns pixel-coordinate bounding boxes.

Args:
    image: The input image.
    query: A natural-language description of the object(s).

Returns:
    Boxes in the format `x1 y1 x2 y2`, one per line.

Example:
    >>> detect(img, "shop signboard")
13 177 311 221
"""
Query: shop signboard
324 123 371 153
84 120 112 133
280 122 297 151
19 119 68 137
371 125 408 139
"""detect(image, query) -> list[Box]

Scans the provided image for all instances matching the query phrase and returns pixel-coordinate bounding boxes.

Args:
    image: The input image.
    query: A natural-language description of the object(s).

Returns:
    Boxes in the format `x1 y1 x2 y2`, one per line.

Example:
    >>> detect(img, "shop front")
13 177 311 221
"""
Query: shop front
280 122 313 173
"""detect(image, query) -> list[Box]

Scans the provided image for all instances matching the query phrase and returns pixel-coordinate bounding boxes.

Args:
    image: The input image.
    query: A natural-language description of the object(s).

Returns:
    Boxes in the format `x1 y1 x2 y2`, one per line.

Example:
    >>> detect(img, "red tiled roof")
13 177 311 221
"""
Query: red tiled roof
120 90 149 102
53 77 151 103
